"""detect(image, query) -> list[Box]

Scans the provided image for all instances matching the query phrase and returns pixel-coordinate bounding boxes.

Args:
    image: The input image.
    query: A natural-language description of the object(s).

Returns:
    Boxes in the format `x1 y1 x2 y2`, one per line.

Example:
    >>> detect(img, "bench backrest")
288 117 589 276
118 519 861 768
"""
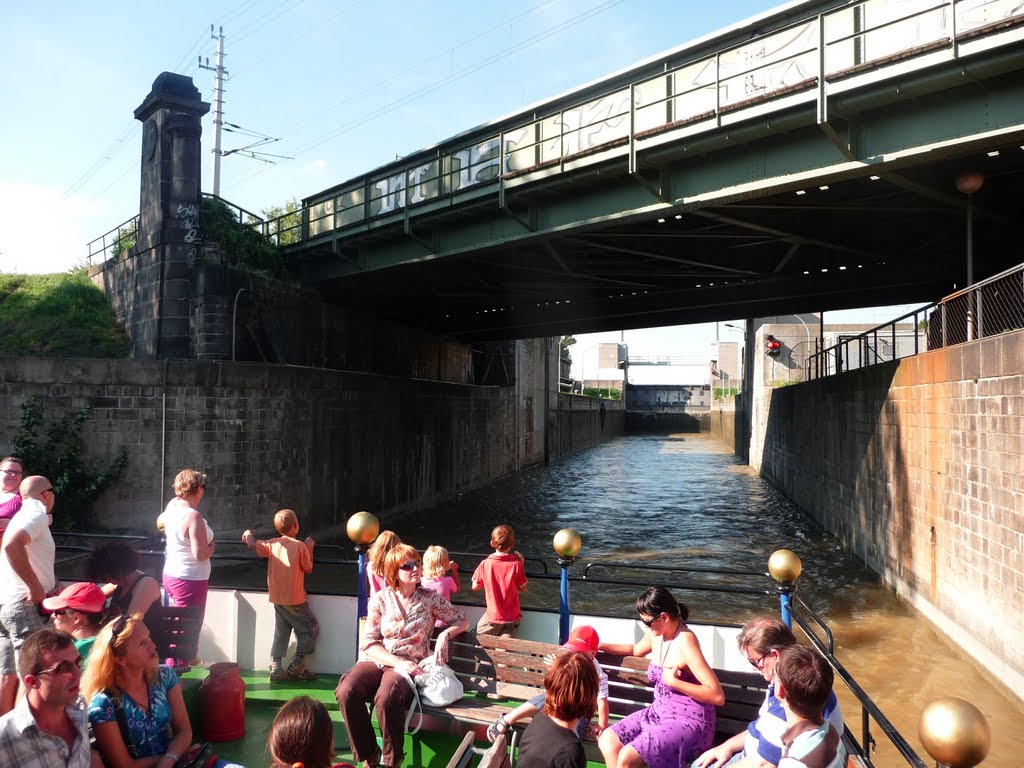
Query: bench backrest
447 634 766 742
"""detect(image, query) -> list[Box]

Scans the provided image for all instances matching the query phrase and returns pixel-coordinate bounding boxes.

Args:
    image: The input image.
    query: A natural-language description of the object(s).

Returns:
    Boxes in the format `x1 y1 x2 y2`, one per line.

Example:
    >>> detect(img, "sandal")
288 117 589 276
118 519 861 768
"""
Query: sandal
487 714 509 742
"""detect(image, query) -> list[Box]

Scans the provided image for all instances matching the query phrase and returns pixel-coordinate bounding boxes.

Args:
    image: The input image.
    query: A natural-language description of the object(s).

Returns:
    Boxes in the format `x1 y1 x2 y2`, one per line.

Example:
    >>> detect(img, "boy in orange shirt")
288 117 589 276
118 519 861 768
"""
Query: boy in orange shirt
472 524 528 636
242 509 318 682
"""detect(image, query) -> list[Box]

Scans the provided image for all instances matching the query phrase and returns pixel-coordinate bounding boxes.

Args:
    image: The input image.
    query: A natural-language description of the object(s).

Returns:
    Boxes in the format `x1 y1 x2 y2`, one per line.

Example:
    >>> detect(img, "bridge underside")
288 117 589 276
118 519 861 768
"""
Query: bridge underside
288 35 1024 341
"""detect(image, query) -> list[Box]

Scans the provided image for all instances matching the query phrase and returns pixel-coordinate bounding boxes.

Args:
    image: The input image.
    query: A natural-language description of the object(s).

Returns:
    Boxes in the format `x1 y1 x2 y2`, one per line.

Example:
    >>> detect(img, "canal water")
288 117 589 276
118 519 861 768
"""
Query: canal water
391 432 1021 768
71 431 1020 766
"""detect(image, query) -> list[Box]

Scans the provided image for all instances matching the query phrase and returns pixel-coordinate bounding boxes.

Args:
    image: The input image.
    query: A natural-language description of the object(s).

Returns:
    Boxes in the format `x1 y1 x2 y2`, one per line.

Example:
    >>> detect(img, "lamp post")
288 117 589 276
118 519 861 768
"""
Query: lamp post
723 323 746 392
553 528 582 644
347 511 380 646
955 171 984 341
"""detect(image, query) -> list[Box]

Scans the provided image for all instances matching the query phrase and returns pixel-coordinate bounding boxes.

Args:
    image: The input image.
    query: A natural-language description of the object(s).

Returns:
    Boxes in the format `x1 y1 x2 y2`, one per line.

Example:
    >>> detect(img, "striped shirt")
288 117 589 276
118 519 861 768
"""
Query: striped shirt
742 683 844 766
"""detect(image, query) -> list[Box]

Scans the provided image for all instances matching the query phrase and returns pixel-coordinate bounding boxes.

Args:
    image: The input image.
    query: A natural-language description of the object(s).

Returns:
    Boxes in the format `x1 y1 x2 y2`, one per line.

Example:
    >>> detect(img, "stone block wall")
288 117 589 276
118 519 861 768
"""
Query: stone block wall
760 330 1024 699
0 358 514 533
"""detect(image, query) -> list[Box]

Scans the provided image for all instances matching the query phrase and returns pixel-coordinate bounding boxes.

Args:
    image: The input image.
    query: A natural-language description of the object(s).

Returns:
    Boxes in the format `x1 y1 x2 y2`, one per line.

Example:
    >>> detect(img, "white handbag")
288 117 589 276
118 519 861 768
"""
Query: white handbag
414 655 464 707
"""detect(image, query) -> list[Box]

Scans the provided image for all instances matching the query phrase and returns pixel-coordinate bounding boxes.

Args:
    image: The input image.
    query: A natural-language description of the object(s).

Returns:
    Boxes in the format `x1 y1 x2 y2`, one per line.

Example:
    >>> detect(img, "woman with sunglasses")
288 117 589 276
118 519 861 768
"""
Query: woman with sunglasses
43 582 111 664
335 544 468 768
597 587 724 768
0 456 25 540
82 614 244 768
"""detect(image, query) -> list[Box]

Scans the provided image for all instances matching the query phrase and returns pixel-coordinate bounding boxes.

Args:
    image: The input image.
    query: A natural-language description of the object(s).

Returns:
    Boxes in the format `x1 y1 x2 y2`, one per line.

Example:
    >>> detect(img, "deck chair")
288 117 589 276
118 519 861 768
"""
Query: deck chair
148 604 204 670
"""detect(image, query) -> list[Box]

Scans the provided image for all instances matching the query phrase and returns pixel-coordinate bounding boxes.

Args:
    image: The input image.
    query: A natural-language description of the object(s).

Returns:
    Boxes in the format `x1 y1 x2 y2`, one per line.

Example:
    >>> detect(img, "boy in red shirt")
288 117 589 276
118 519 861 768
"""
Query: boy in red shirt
472 524 528 636
242 509 318 681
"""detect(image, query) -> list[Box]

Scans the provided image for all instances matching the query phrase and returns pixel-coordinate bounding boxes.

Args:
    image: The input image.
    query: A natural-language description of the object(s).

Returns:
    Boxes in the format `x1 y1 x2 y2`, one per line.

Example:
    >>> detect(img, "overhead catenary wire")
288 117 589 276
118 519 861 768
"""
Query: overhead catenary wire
226 0 625 193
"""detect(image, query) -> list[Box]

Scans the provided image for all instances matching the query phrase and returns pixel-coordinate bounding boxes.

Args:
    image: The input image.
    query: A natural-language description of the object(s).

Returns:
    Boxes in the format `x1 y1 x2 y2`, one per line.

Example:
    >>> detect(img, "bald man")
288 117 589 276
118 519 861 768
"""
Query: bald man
0 476 58 716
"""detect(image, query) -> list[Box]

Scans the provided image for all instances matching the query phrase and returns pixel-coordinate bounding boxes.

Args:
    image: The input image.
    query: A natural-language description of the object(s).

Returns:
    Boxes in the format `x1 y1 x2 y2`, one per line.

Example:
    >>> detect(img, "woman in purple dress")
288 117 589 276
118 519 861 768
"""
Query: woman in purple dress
598 587 724 768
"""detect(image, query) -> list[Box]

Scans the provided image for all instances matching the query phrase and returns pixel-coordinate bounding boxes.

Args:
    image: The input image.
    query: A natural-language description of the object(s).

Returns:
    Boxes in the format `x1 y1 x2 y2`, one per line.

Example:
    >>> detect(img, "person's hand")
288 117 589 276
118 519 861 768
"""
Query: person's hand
305 536 315 549
542 652 557 669
662 665 681 686
589 723 606 737
692 744 732 768
435 631 451 663
27 583 45 604
241 530 254 544
395 659 423 676
449 560 459 572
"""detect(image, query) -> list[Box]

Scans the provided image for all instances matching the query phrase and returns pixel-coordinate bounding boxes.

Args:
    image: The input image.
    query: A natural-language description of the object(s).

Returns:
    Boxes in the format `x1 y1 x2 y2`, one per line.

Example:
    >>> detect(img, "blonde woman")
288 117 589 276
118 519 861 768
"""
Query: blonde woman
83 614 243 768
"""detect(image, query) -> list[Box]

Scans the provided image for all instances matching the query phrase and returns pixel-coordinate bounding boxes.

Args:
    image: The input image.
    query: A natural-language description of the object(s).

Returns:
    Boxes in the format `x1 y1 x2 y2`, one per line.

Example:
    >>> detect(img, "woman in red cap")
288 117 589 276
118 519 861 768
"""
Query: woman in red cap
488 625 610 742
42 581 111 663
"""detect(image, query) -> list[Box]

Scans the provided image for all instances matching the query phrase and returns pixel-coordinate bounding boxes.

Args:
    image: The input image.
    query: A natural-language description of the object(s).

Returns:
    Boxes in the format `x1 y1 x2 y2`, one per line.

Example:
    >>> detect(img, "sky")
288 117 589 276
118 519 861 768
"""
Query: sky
0 0 921 376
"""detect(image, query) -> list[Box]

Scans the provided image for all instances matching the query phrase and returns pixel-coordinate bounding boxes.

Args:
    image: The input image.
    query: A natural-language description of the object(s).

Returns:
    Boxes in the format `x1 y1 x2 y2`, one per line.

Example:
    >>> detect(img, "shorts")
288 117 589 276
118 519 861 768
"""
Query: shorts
0 599 47 675
476 616 520 637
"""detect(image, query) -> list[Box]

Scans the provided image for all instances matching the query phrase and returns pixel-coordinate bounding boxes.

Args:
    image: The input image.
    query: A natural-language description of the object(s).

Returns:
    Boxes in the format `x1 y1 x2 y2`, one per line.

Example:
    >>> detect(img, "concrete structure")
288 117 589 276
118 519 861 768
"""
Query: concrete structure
759 329 1024 703
626 384 712 432
0 350 623 533
91 74 209 359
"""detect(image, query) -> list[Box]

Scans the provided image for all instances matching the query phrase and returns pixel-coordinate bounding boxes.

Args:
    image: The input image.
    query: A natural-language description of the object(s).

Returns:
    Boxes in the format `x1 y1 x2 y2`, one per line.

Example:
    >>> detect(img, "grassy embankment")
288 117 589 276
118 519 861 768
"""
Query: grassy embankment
0 270 128 357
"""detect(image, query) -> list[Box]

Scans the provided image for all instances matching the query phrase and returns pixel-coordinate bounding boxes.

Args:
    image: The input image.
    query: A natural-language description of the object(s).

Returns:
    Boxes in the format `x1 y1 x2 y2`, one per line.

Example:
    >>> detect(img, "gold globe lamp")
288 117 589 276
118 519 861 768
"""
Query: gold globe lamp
553 528 583 560
918 697 990 768
346 511 380 546
155 511 167 533
768 549 803 585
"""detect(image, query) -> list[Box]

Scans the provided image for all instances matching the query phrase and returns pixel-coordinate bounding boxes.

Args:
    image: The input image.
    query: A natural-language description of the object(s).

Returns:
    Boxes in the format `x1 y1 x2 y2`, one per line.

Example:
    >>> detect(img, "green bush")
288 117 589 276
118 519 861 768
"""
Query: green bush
713 387 740 399
202 197 285 277
11 396 128 530
583 387 621 399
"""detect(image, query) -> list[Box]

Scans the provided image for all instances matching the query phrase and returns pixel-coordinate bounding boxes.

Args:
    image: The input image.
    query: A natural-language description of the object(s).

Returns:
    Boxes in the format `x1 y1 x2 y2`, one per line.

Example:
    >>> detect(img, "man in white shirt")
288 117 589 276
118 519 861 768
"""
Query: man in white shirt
0 476 58 716
0 628 96 768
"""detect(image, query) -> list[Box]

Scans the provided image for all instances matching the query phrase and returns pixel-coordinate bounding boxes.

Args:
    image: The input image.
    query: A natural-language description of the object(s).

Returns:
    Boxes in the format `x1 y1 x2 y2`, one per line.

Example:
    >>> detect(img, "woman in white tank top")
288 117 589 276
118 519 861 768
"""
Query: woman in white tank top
160 468 216 616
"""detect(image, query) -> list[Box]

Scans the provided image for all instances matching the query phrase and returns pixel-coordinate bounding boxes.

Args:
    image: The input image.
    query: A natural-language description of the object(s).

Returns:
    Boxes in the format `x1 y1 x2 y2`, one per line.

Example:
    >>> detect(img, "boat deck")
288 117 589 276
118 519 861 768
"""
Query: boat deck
180 668 524 768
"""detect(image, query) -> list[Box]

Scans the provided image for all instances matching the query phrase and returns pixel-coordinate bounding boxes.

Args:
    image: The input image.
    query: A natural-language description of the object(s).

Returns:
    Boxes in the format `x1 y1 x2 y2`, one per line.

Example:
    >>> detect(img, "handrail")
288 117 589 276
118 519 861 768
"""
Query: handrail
808 261 1024 380
790 601 928 768
86 214 139 267
582 561 766 579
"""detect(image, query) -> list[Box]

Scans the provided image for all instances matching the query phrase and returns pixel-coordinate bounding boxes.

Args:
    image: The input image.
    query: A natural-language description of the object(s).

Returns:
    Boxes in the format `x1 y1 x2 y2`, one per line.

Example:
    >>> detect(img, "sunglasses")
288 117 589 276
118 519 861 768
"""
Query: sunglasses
748 651 771 670
110 612 131 644
639 613 662 628
51 608 73 617
37 657 84 676
399 561 421 571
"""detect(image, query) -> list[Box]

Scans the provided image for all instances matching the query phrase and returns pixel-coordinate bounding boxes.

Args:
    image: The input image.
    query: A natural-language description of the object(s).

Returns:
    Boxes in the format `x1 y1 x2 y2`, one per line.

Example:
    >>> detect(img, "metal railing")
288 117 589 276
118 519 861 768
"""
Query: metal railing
86 215 139 266
265 0 1023 246
808 262 1024 379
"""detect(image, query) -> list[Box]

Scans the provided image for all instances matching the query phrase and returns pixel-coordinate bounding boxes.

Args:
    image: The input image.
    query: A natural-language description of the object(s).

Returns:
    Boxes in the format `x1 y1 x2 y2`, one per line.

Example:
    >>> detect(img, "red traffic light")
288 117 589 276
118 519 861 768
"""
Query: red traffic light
765 335 782 357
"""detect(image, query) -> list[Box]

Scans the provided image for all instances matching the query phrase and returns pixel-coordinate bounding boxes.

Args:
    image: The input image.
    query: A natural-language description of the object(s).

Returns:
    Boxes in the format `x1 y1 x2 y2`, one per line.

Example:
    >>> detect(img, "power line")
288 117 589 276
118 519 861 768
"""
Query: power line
227 0 624 192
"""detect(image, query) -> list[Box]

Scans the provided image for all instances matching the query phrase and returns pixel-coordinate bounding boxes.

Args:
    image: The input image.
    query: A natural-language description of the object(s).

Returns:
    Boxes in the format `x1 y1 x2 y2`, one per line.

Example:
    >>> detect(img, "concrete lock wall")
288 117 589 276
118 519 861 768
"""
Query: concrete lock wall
0 346 622 533
759 330 1024 701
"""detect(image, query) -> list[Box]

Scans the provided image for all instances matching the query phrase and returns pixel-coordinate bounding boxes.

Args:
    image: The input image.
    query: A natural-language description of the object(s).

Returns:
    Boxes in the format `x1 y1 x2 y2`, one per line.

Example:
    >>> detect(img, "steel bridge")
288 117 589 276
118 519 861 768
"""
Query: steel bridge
263 0 1024 341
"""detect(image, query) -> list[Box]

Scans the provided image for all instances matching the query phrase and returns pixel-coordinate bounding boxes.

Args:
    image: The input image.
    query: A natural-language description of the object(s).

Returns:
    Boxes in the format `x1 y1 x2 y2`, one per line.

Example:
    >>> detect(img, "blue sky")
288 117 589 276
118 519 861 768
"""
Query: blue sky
0 0 920 371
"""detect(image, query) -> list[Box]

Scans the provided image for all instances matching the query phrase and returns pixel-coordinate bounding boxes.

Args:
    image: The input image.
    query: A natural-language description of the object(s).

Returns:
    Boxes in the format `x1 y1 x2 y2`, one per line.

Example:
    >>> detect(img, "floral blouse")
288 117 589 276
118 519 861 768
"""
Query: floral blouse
361 586 464 662
89 665 178 757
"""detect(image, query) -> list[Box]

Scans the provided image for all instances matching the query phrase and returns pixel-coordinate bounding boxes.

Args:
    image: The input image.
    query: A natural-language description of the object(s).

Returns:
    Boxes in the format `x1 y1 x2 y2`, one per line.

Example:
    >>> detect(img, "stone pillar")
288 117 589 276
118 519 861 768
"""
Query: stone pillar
132 73 210 358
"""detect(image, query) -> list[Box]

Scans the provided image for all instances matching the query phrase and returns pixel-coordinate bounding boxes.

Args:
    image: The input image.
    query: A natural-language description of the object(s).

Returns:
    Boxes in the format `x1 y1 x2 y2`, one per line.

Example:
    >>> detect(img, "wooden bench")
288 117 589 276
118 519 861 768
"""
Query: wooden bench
419 633 768 764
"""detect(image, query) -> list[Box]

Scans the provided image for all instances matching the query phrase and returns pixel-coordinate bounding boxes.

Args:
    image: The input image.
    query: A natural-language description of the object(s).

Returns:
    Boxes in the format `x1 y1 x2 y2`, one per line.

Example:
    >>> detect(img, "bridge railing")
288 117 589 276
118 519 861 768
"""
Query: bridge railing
263 0 1023 247
807 262 1024 379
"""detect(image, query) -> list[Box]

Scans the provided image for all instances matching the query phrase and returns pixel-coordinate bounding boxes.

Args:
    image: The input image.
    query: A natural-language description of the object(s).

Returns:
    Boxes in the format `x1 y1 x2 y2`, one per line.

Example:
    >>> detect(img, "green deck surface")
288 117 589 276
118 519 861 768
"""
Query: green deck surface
179 668 492 768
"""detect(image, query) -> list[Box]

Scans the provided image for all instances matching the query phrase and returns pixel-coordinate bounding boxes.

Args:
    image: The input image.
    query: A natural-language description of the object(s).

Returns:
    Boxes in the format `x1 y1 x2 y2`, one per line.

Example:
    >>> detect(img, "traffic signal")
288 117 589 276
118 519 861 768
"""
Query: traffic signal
765 335 782 357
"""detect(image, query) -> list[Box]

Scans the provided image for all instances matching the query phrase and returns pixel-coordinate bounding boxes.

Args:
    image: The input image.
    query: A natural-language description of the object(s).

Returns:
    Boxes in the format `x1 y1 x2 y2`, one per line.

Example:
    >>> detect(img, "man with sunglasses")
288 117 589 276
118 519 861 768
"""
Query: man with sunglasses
692 618 843 768
0 476 59 717
0 628 96 768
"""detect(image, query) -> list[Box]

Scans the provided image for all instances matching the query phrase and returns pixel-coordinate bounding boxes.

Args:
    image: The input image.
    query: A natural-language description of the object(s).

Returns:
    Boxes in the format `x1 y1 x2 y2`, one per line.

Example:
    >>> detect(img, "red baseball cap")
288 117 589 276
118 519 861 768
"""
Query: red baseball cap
562 625 599 654
42 582 107 614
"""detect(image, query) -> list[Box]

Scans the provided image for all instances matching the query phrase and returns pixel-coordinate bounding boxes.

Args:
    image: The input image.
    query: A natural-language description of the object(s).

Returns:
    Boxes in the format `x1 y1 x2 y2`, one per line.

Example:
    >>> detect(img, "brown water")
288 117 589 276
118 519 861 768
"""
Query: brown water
393 432 1023 768
65 432 1021 766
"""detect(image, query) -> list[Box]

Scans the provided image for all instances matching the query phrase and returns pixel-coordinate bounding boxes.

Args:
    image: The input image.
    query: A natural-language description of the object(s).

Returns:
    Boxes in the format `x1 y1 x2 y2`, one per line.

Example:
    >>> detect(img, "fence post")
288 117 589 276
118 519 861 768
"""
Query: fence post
977 288 984 338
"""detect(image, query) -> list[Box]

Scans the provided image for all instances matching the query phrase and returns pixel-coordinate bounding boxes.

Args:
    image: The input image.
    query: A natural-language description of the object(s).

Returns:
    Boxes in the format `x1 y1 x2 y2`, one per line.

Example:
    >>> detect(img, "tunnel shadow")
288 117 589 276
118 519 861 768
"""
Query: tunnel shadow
760 359 918 598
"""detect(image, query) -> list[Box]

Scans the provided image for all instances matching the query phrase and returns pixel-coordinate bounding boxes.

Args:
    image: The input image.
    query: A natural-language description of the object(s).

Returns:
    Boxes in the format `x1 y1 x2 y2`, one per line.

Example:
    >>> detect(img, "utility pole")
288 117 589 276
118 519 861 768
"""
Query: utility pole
199 26 228 197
